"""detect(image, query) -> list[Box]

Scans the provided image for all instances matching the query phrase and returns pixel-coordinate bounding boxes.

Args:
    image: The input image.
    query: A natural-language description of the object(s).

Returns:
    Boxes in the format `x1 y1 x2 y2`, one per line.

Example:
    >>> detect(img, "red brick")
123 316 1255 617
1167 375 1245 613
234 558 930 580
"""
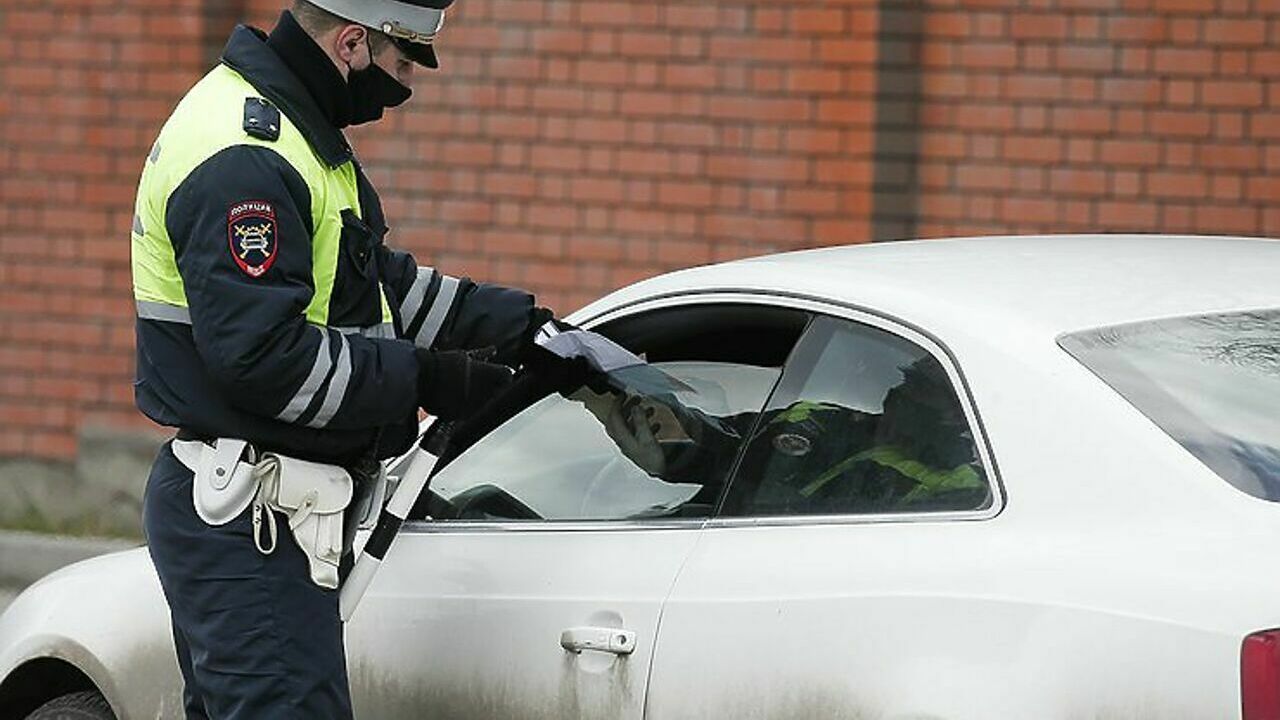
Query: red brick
1051 108 1112 135
1001 197 1059 224
656 181 714 208
1214 112 1246 141
792 9 847 35
781 189 841 214
1009 14 1069 40
787 68 844 94
1097 201 1159 229
619 32 673 61
709 37 814 63
814 159 874 188
706 154 809 183
784 127 842 155
1199 145 1262 172
1245 177 1280 203
1050 169 1109 197
1146 171 1209 200
1100 78 1162 104
1204 19 1266 47
1004 75 1065 101
1105 15 1167 41
1194 205 1259 235
1201 80 1264 108
954 165 1013 192
818 37 877 65
954 42 1019 70
1149 110 1214 138
1153 48 1217 76
662 63 718 90
1111 171 1141 197
665 5 718 30
812 220 871 245
1210 176 1242 202
1055 46 1116 73
1004 136 1064 163
710 96 810 123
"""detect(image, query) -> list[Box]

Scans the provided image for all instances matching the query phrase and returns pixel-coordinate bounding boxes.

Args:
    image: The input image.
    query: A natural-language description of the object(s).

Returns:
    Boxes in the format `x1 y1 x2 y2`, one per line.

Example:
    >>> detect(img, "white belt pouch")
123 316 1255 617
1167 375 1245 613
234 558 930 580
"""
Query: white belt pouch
173 439 354 590
253 454 353 590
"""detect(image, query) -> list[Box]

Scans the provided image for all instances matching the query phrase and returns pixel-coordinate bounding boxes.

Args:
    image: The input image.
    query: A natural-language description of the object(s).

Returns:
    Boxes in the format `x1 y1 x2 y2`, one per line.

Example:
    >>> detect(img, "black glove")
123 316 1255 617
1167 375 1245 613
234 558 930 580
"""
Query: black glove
415 348 515 421
516 306 555 364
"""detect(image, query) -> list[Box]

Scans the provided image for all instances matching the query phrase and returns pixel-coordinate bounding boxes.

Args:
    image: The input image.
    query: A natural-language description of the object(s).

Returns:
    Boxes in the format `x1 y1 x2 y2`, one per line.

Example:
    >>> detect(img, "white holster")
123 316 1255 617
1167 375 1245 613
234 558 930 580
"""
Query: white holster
171 438 354 590
253 454 352 589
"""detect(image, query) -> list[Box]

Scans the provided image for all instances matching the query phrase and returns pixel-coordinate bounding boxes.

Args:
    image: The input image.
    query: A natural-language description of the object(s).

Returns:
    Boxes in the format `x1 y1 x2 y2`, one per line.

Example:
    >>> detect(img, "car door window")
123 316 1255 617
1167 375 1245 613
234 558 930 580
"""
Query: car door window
420 304 809 522
720 315 993 517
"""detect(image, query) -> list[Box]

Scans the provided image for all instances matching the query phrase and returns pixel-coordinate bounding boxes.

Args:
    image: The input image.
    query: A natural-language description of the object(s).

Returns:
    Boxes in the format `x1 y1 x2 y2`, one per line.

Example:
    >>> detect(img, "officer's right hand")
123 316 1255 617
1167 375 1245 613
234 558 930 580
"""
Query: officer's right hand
415 348 515 421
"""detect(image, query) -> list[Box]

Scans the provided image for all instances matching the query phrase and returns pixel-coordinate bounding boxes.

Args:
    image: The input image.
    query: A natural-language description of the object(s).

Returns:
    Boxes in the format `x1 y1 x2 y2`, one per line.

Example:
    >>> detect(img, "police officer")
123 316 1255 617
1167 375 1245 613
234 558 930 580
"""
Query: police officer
130 1 546 716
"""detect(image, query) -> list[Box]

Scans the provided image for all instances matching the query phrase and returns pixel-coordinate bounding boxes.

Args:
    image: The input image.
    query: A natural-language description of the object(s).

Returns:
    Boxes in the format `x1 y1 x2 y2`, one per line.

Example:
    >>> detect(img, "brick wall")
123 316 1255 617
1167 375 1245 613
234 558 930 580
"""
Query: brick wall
0 0 215 458
0 0 1275 461
908 2 1279 238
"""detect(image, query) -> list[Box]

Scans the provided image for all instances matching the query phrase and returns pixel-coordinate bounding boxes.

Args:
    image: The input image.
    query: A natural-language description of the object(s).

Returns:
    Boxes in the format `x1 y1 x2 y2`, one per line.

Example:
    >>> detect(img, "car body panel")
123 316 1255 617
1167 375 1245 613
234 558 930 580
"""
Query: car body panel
344 524 702 719
1 236 1278 718
575 236 1280 343
648 522 1243 719
0 550 183 719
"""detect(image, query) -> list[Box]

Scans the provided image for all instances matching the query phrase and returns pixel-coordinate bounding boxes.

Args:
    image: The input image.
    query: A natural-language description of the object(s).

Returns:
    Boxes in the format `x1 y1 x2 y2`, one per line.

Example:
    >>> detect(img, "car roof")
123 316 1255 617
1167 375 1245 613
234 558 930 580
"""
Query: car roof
577 235 1280 339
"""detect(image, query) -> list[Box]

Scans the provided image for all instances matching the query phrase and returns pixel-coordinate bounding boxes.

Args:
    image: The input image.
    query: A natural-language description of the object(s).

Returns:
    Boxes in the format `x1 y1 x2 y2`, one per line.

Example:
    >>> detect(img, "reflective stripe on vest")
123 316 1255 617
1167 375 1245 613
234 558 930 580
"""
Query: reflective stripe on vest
799 444 984 499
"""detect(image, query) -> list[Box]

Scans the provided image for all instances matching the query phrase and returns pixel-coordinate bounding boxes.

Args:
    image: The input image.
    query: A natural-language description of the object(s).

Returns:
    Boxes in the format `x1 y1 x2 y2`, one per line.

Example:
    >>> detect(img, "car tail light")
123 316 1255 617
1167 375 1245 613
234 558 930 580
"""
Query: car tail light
1243 630 1280 719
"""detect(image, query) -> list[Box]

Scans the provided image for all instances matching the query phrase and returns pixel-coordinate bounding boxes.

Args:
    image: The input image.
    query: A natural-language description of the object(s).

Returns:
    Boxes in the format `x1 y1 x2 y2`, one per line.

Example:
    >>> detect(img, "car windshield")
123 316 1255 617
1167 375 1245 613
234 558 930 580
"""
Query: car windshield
1060 309 1280 500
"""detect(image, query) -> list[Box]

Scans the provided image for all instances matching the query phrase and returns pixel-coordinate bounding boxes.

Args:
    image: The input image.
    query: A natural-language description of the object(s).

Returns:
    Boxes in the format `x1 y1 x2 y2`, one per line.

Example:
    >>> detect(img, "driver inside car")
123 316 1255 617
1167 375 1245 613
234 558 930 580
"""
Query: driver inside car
573 356 988 514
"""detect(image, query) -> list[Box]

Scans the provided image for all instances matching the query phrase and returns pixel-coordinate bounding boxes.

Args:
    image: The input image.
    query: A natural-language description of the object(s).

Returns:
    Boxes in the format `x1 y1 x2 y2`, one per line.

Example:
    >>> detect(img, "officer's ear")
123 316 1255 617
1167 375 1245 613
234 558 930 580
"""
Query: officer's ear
333 24 371 73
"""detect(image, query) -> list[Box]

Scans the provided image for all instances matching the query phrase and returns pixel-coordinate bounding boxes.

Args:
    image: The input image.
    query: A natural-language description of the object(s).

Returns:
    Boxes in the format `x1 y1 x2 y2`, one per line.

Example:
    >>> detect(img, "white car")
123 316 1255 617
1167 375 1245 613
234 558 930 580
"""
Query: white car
2 235 1279 720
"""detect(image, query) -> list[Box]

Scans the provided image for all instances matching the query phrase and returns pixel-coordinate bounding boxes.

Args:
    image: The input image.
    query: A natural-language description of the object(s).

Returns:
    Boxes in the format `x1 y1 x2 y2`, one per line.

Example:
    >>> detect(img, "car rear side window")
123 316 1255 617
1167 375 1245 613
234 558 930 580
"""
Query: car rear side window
720 316 993 518
1060 309 1280 501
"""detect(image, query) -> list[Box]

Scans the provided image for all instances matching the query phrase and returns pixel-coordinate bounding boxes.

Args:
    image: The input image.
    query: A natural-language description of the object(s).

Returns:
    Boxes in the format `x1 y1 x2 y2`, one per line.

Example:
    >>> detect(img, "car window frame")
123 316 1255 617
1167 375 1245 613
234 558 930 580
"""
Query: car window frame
709 305 1004 526
398 289 1005 535
398 293 805 535
591 289 1005 528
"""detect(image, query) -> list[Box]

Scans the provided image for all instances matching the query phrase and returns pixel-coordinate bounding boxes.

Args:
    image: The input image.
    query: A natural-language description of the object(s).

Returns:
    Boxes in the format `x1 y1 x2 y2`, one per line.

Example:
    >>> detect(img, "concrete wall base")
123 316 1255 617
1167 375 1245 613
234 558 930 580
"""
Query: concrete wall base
0 426 168 539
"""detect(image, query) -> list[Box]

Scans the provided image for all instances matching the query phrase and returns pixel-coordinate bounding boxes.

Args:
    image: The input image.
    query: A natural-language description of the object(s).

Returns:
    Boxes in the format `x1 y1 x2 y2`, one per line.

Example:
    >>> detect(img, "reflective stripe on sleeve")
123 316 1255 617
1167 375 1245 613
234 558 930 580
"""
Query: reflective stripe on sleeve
397 266 435 331
132 214 145 236
276 327 333 424
414 275 460 349
307 332 352 429
135 300 191 324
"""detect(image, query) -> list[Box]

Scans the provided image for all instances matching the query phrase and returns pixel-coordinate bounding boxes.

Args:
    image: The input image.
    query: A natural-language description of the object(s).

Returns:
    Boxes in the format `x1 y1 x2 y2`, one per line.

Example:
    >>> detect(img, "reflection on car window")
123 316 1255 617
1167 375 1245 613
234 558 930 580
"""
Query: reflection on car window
428 362 780 521
1060 309 1280 501
721 316 991 517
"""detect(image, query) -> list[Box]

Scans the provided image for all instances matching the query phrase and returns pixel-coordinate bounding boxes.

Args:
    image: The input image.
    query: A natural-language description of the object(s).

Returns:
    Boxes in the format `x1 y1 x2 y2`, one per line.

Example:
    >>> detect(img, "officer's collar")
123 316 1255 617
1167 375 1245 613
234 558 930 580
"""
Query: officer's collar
221 25 353 168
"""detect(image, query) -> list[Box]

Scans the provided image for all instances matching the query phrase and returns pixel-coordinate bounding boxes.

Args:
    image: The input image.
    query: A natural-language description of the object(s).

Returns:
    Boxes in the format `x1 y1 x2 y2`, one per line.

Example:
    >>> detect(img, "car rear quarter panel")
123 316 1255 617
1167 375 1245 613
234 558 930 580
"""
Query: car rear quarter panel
647 521 1244 720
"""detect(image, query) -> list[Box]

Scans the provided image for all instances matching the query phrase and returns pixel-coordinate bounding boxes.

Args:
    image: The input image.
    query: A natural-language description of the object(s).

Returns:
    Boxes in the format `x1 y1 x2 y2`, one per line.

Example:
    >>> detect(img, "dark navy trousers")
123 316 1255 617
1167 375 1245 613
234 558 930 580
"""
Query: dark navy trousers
142 442 354 720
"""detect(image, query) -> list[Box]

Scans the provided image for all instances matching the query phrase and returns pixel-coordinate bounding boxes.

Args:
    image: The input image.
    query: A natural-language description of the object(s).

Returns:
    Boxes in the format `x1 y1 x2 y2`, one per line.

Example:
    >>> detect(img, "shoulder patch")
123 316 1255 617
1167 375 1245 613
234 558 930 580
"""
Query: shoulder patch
243 97 280 142
228 201 279 278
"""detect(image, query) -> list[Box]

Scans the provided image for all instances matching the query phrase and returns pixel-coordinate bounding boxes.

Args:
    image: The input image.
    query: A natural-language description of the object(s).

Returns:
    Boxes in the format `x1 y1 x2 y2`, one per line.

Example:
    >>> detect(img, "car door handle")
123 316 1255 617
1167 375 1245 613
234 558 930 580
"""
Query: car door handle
560 626 637 656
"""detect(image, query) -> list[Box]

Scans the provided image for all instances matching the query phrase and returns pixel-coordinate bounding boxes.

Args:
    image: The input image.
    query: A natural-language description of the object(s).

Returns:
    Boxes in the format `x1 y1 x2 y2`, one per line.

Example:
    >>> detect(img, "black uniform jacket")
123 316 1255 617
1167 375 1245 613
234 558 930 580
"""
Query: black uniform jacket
135 21 533 465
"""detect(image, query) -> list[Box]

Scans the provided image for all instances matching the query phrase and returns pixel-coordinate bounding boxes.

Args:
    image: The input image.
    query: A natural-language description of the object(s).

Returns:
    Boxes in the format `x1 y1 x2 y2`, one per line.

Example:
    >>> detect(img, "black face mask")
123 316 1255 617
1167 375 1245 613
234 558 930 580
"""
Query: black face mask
347 37 413 125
